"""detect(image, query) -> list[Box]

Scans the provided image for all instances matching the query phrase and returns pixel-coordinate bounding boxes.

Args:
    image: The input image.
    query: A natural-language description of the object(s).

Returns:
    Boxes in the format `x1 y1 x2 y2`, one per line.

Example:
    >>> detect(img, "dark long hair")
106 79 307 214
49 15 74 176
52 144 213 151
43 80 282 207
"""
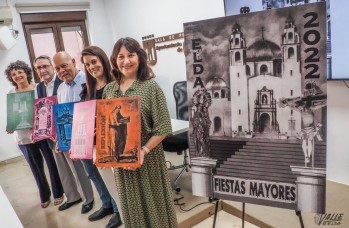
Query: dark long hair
4 60 33 88
81 46 114 100
110 37 154 82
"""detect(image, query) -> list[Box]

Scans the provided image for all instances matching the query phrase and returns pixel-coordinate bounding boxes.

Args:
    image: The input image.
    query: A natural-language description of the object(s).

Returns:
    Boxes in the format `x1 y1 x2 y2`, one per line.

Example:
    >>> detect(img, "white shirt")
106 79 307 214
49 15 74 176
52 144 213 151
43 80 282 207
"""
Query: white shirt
34 75 56 99
45 75 56 97
57 71 85 103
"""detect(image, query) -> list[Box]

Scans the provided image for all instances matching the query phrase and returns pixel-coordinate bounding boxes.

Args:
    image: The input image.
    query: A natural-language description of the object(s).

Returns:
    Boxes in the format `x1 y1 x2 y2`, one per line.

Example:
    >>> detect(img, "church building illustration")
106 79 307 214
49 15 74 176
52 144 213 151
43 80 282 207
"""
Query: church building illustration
208 15 304 139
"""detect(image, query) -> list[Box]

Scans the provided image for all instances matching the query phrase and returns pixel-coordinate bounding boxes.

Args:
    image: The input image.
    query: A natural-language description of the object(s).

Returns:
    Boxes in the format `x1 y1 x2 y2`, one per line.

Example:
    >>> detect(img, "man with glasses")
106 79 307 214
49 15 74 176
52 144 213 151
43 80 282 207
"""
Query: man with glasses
35 55 63 98
32 55 65 208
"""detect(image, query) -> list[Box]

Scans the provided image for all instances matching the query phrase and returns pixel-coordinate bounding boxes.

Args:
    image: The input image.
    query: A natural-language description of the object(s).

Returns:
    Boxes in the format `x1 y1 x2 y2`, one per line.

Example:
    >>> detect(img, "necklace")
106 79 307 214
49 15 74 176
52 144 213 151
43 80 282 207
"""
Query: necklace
96 82 106 90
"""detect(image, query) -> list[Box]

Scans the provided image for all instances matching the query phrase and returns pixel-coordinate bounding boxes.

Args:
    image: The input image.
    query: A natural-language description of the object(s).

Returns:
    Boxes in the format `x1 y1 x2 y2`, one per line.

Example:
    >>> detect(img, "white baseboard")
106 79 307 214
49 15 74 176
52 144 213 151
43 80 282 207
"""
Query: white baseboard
0 154 23 164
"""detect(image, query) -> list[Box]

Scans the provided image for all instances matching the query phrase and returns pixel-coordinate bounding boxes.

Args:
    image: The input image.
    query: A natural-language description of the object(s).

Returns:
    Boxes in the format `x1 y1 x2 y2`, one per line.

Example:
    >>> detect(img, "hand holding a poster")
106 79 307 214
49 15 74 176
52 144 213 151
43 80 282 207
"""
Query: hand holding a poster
54 141 61 154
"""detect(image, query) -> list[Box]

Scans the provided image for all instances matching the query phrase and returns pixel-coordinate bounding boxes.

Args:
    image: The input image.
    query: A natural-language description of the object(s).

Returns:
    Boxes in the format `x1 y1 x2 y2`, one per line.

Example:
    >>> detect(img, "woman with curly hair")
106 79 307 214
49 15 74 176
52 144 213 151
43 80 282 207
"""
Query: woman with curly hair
5 60 64 209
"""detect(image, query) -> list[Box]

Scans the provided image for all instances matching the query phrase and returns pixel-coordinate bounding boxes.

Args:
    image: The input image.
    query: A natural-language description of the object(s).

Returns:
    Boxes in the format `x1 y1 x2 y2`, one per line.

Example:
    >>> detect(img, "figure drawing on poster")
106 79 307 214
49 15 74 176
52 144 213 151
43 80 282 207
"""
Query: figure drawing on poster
96 97 141 168
53 102 75 151
191 89 212 157
32 96 57 142
109 104 130 161
6 90 34 131
278 81 326 166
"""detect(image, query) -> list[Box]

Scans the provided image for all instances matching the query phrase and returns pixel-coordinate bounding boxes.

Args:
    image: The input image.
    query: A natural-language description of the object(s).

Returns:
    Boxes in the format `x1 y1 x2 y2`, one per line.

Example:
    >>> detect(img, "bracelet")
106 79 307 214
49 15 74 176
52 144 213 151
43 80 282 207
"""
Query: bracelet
142 146 150 154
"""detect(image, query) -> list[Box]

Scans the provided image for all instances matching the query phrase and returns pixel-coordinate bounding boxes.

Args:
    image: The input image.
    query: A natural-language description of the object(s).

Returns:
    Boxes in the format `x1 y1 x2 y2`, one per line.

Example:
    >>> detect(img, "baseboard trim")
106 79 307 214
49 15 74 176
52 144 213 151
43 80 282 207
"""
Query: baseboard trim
327 179 349 187
0 155 24 165
222 201 273 228
179 201 219 228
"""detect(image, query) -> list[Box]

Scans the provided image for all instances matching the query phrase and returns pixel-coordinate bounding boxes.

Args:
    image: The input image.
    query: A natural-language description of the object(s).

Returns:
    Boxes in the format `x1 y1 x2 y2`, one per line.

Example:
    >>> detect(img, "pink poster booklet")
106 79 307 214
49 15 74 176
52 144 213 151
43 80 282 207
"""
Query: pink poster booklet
32 96 57 142
70 100 96 159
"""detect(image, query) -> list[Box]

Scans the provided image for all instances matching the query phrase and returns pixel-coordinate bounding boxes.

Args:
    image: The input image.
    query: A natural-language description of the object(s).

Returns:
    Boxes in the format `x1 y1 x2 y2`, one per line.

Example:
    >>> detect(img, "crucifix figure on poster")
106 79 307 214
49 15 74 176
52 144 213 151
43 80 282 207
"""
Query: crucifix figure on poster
278 81 326 167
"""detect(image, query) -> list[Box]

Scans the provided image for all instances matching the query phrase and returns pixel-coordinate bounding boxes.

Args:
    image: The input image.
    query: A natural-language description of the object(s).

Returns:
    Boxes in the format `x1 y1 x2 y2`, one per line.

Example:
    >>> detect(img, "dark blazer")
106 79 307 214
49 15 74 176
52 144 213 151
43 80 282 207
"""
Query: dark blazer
36 76 63 98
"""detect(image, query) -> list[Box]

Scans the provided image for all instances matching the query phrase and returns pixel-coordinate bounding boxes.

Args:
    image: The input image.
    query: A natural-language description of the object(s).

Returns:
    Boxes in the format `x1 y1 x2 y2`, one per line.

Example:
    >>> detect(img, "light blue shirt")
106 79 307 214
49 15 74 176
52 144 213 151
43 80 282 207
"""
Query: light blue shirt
57 71 85 103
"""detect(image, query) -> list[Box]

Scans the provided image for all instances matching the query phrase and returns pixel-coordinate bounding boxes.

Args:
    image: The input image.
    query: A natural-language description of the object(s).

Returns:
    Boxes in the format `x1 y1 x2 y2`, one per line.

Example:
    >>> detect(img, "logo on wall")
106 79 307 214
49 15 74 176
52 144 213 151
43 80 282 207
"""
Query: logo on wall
142 32 184 65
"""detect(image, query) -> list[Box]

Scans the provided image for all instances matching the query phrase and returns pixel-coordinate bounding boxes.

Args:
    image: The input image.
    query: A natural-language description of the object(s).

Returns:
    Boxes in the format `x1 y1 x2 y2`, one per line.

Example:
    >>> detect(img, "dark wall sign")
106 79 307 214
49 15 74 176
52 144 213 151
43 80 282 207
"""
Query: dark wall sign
142 32 184 65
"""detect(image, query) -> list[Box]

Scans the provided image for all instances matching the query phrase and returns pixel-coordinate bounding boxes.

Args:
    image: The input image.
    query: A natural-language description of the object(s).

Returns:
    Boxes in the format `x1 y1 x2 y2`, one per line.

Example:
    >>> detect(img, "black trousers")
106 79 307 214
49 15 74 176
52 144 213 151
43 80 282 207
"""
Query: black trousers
19 140 64 203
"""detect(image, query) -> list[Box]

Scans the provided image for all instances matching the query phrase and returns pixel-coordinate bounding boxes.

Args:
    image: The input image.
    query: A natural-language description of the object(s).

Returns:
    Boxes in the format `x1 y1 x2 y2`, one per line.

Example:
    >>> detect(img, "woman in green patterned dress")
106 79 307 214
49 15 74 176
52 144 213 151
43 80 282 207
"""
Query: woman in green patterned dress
102 37 178 228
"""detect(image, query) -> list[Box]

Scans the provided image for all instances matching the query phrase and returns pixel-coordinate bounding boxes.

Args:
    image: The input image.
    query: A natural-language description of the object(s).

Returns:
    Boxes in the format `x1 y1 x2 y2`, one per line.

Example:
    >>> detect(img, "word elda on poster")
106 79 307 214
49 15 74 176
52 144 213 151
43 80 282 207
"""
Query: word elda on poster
142 32 184 65
184 1 327 213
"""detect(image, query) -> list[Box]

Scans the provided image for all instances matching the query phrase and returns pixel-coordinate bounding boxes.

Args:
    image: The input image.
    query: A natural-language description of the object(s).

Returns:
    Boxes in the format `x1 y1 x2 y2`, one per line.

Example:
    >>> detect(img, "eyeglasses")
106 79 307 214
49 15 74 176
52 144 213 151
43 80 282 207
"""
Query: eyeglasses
36 64 51 71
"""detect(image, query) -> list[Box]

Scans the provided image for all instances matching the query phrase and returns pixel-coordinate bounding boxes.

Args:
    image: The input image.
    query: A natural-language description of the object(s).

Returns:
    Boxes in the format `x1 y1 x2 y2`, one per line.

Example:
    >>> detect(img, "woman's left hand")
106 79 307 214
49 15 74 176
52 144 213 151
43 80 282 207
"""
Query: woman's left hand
140 147 147 165
123 148 147 170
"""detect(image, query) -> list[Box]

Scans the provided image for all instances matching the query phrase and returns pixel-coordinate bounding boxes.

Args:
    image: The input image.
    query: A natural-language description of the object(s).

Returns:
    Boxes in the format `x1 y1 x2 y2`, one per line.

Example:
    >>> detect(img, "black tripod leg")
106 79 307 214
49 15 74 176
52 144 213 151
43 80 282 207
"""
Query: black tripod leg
242 202 245 228
295 210 305 228
212 200 219 228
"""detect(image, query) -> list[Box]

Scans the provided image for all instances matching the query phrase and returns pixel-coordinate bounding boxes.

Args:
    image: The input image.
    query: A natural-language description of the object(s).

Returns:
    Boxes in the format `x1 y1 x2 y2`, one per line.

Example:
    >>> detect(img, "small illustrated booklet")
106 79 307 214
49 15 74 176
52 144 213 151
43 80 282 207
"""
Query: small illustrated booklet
70 100 96 159
32 96 57 142
53 102 76 151
96 96 141 169
6 90 34 131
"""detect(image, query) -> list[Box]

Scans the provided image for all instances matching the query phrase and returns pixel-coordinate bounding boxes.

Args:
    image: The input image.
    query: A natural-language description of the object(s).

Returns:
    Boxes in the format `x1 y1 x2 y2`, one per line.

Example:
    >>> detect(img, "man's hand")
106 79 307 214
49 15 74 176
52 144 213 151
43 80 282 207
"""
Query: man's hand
55 143 61 154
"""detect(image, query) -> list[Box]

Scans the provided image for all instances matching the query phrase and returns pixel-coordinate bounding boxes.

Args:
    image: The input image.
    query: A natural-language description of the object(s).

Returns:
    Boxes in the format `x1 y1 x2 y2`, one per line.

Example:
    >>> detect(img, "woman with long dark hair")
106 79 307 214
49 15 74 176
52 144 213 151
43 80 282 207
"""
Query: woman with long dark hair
103 37 177 228
80 46 122 228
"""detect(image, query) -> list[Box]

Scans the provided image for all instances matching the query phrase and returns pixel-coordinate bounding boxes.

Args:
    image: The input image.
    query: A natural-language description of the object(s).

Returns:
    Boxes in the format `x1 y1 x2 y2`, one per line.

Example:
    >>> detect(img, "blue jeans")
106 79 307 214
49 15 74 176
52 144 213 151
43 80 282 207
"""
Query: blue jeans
81 159 118 212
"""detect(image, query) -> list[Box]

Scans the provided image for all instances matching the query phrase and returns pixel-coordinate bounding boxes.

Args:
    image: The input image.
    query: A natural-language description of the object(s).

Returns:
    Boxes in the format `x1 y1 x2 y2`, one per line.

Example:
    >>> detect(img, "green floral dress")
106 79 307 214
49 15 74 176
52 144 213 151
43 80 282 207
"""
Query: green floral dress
102 80 178 228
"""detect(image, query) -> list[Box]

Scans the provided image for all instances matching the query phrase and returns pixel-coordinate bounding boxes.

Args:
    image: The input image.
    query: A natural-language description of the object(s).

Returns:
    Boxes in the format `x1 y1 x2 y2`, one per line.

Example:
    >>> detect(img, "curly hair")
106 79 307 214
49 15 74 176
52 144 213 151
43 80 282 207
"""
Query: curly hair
4 60 33 88
110 37 154 82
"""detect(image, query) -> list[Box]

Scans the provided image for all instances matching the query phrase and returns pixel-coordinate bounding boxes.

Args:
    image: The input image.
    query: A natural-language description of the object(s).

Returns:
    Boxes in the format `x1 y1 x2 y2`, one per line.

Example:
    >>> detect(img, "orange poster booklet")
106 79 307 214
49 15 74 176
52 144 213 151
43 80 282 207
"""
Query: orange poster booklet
96 96 141 168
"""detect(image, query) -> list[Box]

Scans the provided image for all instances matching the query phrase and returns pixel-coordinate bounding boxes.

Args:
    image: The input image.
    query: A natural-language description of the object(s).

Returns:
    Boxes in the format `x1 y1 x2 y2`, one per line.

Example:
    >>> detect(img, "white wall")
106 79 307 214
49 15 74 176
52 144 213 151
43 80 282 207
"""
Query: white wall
327 81 349 185
0 0 348 186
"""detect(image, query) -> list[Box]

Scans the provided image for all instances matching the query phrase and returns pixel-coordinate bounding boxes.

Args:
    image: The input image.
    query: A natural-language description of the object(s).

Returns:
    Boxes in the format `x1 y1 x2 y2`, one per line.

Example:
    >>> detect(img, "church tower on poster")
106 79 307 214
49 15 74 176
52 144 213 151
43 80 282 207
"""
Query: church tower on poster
229 17 302 138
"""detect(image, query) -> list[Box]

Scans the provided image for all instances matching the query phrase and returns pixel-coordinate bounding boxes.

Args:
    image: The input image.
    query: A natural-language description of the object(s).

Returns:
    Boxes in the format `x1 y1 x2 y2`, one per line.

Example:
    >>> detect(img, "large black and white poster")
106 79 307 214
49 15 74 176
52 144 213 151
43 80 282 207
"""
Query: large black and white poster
184 2 327 213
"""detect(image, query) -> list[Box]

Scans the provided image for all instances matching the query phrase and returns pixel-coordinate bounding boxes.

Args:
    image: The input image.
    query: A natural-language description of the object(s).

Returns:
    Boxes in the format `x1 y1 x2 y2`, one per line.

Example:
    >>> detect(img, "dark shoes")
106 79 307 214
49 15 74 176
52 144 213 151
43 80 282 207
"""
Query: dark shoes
58 198 82 211
81 200 94 214
88 206 113 221
106 212 122 228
